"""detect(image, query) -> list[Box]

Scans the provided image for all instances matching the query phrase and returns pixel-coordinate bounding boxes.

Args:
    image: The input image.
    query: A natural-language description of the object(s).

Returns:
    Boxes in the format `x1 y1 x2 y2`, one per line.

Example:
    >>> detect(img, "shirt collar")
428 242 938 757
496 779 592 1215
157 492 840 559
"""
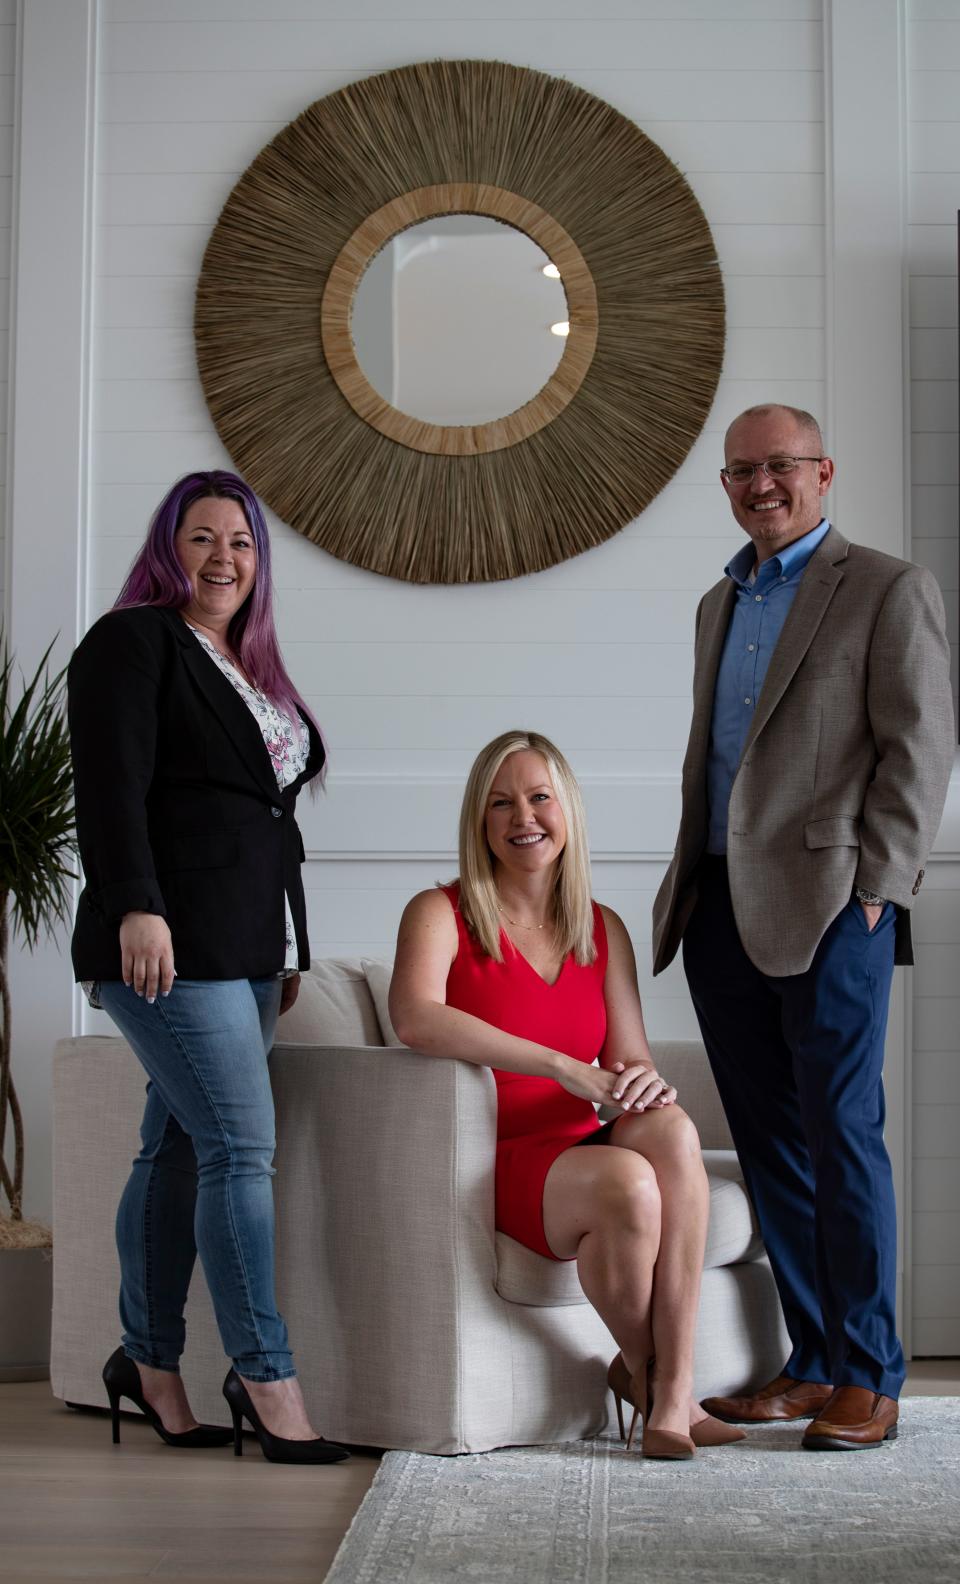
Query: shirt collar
724 518 831 591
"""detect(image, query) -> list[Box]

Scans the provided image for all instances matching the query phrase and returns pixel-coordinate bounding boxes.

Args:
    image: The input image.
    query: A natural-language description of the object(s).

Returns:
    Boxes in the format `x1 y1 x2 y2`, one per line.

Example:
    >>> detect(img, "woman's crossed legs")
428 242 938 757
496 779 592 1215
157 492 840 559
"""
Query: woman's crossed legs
542 1105 709 1437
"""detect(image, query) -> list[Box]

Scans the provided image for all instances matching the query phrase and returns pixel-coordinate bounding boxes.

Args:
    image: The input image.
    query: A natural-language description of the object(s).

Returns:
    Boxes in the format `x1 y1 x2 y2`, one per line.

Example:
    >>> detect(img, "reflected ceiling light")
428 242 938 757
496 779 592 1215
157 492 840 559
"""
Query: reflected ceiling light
550 321 570 337
542 262 561 279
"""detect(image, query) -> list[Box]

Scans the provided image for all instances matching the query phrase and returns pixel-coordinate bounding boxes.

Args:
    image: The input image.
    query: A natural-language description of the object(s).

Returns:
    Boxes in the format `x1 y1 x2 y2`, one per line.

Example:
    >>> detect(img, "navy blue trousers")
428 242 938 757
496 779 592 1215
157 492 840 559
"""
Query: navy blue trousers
682 857 903 1400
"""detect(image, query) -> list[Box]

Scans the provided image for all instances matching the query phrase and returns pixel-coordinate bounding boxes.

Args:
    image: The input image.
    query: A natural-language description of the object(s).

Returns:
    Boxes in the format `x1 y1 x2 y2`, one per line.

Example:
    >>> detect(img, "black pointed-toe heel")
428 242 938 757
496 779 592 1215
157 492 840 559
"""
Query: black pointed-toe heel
102 1346 233 1448
222 1368 349 1465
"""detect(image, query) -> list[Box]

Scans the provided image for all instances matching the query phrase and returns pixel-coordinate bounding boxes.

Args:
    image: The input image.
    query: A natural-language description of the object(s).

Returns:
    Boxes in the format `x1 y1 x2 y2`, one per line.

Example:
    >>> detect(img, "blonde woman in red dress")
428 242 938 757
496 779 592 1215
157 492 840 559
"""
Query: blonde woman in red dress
389 730 742 1458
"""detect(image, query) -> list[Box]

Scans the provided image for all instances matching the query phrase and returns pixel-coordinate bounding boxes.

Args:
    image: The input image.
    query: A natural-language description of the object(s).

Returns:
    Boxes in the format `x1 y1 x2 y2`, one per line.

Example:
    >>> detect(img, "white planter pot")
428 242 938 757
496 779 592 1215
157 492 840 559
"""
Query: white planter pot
0 1244 52 1381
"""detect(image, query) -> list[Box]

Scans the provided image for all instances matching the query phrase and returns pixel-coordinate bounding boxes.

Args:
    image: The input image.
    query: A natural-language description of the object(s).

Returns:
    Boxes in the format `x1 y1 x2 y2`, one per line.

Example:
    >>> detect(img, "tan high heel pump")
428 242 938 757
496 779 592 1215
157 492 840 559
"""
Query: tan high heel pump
608 1352 744 1455
606 1352 649 1452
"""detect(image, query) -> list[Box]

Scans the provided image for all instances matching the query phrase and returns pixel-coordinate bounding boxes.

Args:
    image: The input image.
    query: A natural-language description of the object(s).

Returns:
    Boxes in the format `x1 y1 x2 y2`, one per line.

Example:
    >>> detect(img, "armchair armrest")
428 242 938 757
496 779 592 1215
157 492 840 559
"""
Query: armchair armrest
269 1041 508 1452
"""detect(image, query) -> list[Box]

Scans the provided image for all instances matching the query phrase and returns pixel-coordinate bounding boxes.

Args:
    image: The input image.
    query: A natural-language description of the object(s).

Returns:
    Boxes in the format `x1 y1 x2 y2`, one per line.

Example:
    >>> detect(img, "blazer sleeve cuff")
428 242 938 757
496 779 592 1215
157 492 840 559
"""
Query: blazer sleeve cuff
91 878 168 925
854 863 921 911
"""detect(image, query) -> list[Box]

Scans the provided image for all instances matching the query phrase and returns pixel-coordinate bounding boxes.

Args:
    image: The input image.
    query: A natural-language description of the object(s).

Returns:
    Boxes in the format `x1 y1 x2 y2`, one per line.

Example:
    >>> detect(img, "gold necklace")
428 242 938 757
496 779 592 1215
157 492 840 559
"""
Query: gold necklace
497 902 551 931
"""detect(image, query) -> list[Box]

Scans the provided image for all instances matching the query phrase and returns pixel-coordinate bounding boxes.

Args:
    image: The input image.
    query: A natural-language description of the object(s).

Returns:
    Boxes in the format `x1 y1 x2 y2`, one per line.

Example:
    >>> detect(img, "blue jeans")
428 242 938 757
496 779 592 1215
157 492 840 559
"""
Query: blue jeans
97 977 294 1381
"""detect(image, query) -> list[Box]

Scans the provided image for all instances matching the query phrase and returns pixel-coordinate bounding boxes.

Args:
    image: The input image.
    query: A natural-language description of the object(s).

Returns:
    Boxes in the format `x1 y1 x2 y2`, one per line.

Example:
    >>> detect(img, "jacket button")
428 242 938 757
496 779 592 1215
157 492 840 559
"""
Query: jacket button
912 868 924 895
270 806 283 819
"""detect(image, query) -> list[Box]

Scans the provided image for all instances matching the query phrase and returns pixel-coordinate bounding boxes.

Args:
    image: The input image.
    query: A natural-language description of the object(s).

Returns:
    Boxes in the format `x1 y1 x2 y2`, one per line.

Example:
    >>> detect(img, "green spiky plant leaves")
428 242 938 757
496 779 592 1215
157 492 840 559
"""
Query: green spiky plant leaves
0 636 76 1225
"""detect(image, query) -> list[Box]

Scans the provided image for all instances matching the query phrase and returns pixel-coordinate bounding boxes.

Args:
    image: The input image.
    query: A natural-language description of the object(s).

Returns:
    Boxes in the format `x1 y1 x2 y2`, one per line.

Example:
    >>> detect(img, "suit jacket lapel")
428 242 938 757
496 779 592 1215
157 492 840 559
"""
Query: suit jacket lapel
743 525 849 754
689 579 737 770
161 609 282 803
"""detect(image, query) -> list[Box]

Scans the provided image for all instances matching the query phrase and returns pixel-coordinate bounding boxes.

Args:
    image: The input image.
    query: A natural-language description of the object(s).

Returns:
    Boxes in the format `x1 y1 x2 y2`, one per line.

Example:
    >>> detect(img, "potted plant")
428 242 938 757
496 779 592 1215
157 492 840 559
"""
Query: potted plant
0 635 76 1379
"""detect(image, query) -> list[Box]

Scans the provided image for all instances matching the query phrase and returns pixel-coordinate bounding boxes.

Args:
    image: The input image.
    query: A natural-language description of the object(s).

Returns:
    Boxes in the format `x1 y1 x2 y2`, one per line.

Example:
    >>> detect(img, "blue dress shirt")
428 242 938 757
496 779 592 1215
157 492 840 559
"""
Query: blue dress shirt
705 518 831 854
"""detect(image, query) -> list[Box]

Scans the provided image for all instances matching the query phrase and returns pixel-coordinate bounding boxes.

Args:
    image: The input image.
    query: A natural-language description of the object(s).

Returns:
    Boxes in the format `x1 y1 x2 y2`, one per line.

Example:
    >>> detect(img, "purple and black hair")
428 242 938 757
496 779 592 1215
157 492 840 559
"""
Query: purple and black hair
115 470 323 775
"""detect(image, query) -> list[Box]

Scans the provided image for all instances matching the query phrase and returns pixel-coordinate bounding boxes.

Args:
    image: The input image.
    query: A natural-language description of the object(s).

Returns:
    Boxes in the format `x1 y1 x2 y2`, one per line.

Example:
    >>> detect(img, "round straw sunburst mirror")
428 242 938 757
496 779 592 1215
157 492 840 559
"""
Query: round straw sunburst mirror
195 60 724 585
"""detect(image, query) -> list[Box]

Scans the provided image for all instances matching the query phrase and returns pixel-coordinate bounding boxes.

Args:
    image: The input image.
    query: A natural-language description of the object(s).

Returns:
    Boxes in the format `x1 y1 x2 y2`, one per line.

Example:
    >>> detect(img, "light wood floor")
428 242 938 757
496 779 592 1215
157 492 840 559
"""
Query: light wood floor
0 1383 379 1584
1 1364 957 1584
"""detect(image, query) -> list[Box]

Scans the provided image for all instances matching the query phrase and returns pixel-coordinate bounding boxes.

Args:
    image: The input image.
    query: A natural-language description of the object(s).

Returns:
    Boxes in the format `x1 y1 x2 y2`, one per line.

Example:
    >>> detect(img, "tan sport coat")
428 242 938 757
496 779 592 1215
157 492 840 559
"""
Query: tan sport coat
652 526 955 978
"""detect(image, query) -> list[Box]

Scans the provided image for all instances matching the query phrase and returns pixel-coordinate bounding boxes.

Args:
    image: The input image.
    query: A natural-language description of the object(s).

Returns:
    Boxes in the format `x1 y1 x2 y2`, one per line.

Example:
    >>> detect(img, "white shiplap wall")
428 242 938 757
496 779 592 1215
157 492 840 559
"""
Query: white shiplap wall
92 0 825 1050
908 0 960 1359
0 1 15 608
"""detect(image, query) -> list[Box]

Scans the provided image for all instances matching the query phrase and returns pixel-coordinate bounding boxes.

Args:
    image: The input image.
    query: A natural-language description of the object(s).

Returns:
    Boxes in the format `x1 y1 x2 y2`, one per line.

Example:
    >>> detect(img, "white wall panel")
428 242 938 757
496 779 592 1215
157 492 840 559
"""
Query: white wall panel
98 118 286 174
297 697 694 754
910 15 960 69
910 171 960 224
914 1267 960 1319
914 1052 960 1105
100 222 206 276
911 119 960 169
100 19 822 75
914 1104 960 1160
99 170 238 226
913 432 960 485
686 173 824 226
724 276 825 328
915 998 960 1055
97 325 197 379
102 65 825 127
911 382 959 434
911 276 958 326
711 223 824 276
110 1 821 20
95 274 197 327
630 120 823 174
93 429 232 483
909 221 958 274
912 326 959 380
913 485 960 537
267 642 696 701
914 1213 960 1265
914 1319 960 1353
915 1158 960 1213
96 378 209 433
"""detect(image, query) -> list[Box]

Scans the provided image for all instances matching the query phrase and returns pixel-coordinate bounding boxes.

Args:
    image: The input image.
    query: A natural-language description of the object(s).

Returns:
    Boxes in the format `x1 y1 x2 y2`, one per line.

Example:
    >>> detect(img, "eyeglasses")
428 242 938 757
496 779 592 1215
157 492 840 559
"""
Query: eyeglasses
721 456 823 486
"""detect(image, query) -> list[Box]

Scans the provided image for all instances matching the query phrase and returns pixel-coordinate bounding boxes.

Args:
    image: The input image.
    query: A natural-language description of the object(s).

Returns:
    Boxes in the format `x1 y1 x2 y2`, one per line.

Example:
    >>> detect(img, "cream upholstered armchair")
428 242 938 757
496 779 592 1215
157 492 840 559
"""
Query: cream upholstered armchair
51 960 788 1454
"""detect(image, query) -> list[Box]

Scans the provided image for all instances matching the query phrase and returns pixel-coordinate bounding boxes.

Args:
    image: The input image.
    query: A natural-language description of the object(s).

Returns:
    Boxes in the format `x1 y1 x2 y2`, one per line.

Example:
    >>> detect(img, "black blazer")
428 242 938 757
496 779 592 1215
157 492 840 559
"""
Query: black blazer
68 604 324 982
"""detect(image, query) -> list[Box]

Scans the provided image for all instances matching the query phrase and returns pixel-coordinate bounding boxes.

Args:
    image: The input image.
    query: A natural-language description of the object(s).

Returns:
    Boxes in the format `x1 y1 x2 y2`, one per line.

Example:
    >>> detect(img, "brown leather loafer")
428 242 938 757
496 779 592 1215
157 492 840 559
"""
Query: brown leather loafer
801 1387 898 1450
701 1373 833 1424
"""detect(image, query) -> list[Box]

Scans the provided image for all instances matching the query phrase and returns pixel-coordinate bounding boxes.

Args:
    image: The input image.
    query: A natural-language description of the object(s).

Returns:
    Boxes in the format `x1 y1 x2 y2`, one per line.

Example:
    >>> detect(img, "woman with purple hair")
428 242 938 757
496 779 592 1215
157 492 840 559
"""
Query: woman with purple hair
68 470 346 1466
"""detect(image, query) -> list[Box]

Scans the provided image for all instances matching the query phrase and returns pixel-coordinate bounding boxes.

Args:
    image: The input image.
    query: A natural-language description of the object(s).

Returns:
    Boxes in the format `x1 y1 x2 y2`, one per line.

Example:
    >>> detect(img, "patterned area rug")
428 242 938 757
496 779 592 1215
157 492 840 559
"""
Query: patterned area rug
326 1398 960 1583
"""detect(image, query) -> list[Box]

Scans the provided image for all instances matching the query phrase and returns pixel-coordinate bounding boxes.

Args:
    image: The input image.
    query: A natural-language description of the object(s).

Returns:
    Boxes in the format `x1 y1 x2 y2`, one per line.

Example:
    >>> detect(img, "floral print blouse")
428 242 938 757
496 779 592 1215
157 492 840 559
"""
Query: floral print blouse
189 627 307 973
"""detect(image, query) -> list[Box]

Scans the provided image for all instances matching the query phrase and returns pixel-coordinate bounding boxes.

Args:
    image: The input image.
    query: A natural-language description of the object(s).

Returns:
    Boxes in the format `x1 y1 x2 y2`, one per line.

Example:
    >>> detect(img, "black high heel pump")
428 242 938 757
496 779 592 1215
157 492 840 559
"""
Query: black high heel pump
222 1368 349 1464
102 1346 233 1448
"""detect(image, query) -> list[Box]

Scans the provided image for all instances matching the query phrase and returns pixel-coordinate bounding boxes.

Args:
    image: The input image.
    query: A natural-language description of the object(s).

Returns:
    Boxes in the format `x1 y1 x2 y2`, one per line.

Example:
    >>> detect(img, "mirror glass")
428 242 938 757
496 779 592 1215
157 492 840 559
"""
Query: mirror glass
351 214 569 426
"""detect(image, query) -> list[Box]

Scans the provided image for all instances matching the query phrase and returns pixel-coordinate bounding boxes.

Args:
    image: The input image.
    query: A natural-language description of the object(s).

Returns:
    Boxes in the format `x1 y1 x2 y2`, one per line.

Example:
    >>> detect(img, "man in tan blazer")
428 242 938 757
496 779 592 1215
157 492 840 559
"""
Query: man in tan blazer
653 404 954 1449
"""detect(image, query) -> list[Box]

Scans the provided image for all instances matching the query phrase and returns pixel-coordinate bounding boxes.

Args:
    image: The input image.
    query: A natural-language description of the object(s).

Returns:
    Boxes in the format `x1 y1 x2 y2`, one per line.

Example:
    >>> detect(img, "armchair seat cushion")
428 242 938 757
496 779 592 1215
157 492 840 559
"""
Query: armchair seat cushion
702 1152 764 1268
495 1233 585 1306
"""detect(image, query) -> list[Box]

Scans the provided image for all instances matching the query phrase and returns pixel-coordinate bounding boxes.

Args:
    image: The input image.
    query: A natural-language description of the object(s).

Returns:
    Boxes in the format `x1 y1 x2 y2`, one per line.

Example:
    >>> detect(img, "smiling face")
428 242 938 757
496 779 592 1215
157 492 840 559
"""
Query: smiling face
722 408 835 561
484 750 567 877
174 496 257 631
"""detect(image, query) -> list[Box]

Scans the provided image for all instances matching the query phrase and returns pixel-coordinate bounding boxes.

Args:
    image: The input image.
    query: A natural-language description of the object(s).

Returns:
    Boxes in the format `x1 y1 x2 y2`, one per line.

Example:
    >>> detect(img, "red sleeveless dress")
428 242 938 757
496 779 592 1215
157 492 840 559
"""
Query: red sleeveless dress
441 882 608 1260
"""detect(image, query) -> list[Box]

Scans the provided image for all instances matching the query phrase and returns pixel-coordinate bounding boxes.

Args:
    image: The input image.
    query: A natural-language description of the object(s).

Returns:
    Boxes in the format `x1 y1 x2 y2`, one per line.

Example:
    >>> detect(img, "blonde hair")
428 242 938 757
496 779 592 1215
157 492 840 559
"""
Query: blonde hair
456 730 596 965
